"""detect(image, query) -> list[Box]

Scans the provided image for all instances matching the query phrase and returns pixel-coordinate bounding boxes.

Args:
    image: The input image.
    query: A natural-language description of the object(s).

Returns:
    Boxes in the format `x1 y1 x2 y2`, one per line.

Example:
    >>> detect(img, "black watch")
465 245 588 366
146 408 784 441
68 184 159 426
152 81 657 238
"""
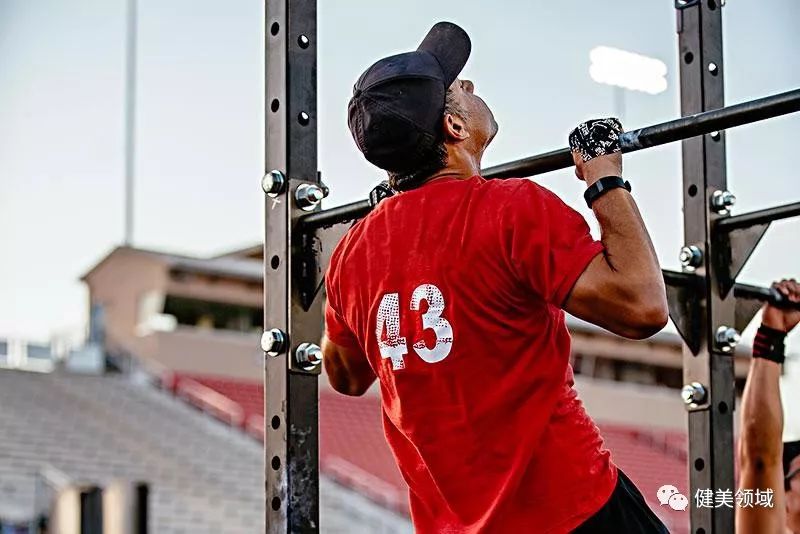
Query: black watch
584 176 631 208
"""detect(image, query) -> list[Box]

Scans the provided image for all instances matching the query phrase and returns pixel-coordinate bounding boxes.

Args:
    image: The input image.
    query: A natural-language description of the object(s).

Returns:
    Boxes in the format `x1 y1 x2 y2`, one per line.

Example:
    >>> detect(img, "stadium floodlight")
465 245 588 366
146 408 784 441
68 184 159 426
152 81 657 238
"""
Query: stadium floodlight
590 46 668 95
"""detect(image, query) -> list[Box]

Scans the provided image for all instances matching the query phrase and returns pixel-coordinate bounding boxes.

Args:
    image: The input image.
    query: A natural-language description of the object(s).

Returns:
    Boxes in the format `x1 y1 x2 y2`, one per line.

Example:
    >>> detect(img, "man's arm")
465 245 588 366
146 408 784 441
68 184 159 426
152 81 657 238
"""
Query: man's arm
563 124 668 340
737 356 787 533
737 279 800 534
322 335 376 396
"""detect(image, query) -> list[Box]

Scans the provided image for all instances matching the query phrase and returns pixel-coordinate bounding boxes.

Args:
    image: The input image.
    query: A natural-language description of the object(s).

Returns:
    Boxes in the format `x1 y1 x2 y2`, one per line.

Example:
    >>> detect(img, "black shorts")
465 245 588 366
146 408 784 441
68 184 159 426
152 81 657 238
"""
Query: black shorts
572 469 669 533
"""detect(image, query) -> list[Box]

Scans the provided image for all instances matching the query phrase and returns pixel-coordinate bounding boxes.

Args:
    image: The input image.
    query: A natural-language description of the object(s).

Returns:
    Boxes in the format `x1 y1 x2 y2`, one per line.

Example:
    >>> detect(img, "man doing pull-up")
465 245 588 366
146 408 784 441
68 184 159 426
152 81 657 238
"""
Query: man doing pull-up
323 22 669 532
737 278 800 534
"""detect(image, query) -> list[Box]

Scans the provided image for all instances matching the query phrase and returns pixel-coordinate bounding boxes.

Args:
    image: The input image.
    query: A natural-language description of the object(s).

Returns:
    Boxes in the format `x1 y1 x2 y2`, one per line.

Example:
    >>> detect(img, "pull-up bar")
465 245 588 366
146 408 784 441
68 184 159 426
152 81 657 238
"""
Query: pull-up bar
484 88 800 179
301 88 800 230
716 201 800 232
733 282 800 311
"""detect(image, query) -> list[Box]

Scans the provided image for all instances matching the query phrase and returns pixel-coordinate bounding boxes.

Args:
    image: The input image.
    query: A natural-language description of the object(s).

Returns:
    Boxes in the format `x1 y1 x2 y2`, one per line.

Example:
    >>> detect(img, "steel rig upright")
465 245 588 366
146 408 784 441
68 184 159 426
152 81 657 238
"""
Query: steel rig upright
263 0 323 532
675 0 734 531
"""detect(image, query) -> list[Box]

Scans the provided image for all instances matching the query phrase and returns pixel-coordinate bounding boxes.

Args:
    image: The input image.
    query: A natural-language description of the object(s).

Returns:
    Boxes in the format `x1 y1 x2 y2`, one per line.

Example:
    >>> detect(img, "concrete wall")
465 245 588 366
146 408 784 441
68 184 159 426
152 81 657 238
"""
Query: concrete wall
571 326 751 378
575 376 686 431
143 327 261 380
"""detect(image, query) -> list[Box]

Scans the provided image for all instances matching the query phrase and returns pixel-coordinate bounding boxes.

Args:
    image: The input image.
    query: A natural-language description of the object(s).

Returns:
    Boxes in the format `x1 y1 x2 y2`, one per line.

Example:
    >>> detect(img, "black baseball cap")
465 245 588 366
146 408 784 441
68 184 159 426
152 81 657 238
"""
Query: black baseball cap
347 22 471 173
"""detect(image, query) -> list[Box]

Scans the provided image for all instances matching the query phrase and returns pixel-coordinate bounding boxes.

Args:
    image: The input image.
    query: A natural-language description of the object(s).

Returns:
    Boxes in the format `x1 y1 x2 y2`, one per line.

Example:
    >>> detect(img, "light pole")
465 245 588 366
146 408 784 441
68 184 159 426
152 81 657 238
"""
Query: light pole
124 0 138 246
589 46 668 122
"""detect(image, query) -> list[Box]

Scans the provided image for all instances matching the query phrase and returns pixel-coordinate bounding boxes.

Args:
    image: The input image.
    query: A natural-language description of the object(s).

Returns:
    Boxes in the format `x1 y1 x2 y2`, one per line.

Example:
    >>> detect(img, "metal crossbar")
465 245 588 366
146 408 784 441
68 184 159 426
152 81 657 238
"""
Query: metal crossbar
300 89 800 231
484 88 800 179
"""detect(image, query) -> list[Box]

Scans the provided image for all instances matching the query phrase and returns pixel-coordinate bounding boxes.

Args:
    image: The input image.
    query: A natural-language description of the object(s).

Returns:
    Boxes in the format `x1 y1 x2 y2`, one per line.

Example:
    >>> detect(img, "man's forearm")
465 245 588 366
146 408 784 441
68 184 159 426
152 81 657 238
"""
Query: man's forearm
736 355 786 534
739 357 784 465
565 121 667 338
591 188 665 305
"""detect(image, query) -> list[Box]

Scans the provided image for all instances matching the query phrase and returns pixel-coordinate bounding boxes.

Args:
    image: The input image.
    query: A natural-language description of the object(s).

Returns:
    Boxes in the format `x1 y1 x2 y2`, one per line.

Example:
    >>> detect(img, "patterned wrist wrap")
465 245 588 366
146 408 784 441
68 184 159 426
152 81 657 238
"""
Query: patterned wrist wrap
568 118 624 162
753 325 787 364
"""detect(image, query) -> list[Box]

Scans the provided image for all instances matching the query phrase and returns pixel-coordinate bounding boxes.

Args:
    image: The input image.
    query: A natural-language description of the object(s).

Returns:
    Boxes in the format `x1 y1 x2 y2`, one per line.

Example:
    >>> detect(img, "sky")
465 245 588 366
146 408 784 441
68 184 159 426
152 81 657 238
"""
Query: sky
1 0 799 352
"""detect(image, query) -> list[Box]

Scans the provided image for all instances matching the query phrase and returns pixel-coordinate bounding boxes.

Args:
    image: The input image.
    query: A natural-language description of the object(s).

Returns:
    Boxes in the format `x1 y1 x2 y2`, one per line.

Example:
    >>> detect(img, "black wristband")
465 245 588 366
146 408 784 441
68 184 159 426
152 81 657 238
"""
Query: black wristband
753 324 787 364
584 176 632 208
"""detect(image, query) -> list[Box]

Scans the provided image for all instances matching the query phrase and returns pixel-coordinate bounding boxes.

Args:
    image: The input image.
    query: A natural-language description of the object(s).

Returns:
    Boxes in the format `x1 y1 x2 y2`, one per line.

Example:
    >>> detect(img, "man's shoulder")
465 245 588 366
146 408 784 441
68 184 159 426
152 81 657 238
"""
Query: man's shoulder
478 176 568 210
480 176 550 197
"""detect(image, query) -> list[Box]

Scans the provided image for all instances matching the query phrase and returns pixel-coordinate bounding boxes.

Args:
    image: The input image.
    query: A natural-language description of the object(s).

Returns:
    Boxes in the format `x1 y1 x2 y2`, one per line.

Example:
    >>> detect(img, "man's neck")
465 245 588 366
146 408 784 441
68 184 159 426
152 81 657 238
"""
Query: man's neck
413 146 483 188
425 167 479 184
426 149 483 183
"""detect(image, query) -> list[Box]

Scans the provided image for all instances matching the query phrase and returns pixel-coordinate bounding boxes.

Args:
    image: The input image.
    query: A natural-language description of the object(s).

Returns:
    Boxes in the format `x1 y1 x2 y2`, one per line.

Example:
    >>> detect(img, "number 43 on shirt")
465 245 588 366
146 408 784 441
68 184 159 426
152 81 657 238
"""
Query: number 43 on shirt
375 283 454 371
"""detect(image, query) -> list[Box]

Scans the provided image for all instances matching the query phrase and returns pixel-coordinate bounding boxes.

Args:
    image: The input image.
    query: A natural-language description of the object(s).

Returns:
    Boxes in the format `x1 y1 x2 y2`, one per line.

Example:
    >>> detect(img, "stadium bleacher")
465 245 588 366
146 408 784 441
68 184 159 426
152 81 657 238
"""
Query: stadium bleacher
176 373 690 533
0 366 690 532
0 369 264 533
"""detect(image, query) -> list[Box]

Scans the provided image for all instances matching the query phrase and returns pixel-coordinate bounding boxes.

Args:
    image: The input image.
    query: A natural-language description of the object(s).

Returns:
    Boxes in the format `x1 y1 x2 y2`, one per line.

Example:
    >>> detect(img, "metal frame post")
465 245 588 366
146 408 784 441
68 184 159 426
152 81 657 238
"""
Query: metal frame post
676 0 735 531
264 0 321 532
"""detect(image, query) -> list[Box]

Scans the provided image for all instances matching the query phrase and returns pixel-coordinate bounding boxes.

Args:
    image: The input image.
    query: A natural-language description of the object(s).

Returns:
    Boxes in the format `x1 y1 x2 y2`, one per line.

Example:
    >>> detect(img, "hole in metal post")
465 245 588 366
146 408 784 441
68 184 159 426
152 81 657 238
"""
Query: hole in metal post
695 458 705 471
270 256 280 270
270 22 280 36
696 529 706 534
708 62 719 75
270 99 279 113
271 456 281 470
298 112 310 126
708 0 716 9
719 401 728 414
271 497 281 511
271 416 280 429
688 185 698 197
298 35 310 49
684 52 694 64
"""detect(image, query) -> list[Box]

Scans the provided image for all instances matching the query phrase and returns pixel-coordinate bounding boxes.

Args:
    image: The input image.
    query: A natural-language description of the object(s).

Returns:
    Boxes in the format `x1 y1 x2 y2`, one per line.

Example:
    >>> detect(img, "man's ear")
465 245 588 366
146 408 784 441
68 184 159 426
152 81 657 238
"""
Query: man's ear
443 113 470 142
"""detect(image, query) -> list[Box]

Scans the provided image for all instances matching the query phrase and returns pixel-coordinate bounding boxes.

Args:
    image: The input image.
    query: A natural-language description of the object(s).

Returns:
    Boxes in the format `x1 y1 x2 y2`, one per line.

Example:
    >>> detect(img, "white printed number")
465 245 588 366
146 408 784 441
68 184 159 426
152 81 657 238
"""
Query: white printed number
375 293 408 370
375 284 453 370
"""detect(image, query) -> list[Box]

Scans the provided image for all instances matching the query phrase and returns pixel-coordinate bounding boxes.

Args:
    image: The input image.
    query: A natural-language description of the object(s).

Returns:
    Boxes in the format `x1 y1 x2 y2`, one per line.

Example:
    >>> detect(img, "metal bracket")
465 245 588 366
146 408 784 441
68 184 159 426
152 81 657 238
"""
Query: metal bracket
714 222 770 298
296 213 351 311
284 179 327 375
294 178 322 313
664 270 703 355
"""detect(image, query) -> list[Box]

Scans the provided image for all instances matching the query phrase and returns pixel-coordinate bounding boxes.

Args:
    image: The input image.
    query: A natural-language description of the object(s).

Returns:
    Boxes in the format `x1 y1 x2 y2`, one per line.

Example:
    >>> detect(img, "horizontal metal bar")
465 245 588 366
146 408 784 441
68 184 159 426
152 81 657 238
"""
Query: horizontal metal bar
662 269 701 289
663 269 800 311
484 88 800 179
299 199 371 229
302 89 800 230
733 282 800 311
715 202 800 232
483 148 571 180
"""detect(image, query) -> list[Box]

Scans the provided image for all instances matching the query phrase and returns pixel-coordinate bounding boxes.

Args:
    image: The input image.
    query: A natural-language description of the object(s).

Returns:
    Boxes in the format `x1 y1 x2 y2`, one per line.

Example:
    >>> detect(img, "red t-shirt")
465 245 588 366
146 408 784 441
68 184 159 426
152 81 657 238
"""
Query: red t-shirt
324 175 618 533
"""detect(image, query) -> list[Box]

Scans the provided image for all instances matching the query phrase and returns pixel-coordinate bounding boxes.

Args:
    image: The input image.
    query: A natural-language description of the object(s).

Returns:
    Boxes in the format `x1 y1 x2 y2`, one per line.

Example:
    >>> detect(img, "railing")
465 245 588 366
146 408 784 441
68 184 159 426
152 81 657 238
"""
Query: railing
174 377 246 428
